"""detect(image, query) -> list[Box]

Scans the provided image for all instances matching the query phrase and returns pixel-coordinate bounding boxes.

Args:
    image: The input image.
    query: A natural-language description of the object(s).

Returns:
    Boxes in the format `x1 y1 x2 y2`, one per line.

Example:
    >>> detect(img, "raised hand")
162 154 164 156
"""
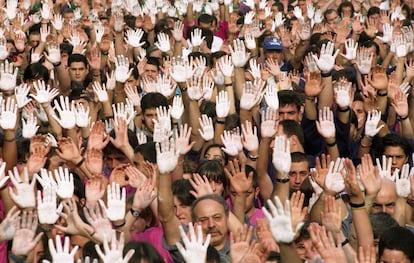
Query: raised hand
311 41 339 73
218 55 234 78
156 74 176 99
241 120 259 153
11 211 43 257
186 76 203 101
132 178 156 211
263 196 300 244
51 13 63 31
376 155 394 181
264 85 279 110
95 230 135 263
240 81 264 110
391 88 409 119
221 130 242 157
155 32 171 52
22 113 39 139
0 206 19 241
341 38 358 61
45 42 61 65
48 235 79 263
99 182 126 222
83 204 113 243
230 224 254 263
175 123 195 156
177 222 211 263
272 136 291 175
156 138 179 174
325 158 345 194
88 121 110 150
316 107 336 140
244 34 256 50
0 98 17 130
359 154 382 196
261 108 278 138
3 0 18 20
229 39 250 67
75 103 90 128
364 110 383 137
125 84 141 107
85 176 106 208
396 164 411 197
356 48 373 75
53 96 76 129
92 82 109 102
334 81 351 109
9 167 36 208
377 23 393 43
112 102 135 125
308 224 346 262
198 114 214 141
37 185 62 225
15 83 31 108
54 166 74 199
189 173 213 198
30 80 59 104
114 55 133 83
215 91 230 118
170 95 184 120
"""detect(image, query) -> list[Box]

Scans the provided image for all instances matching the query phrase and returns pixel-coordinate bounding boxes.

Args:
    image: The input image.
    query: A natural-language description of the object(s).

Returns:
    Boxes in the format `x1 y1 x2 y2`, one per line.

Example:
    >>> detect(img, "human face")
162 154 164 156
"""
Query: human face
143 108 157 132
105 153 130 171
143 64 159 80
380 249 411 263
383 146 408 172
289 161 309 190
193 199 228 250
29 33 40 48
326 11 339 26
351 101 366 129
279 104 301 122
265 51 283 64
174 196 192 225
229 185 258 215
372 180 397 216
210 180 225 196
69 61 89 82
204 146 225 166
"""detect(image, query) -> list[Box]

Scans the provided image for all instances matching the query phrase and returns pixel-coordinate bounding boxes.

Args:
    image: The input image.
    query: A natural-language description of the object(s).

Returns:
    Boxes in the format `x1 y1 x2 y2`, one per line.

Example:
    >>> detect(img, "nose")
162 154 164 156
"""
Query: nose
382 205 386 213
210 181 216 192
208 217 214 228
295 174 301 184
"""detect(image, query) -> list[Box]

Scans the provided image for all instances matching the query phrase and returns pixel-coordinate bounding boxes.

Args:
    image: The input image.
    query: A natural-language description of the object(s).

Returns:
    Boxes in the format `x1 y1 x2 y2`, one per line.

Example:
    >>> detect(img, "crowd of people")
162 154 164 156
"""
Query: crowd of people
0 0 412 262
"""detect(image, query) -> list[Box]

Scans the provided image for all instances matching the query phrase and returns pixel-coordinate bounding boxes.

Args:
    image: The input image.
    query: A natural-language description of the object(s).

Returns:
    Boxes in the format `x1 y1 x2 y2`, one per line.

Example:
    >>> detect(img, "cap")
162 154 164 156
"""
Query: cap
263 37 283 50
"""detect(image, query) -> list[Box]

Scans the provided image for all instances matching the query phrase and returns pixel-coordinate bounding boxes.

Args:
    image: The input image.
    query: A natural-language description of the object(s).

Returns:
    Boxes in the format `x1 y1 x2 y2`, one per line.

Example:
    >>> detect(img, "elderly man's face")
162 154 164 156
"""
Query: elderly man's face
193 198 228 250
371 179 397 216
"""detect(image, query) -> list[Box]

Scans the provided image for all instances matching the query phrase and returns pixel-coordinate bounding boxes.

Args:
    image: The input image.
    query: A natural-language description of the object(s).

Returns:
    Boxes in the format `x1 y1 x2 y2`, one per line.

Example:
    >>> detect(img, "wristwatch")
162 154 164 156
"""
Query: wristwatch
275 177 290 183
130 208 141 217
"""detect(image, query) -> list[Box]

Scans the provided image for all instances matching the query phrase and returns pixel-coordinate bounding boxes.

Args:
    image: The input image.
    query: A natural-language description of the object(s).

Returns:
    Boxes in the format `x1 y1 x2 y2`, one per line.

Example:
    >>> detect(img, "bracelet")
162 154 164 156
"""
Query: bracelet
247 153 259 161
397 115 409 121
224 83 232 86
349 201 365 208
338 106 350 112
4 137 16 142
360 141 372 148
216 119 225 124
306 96 315 101
113 220 126 228
75 157 85 167
321 71 332 78
10 254 27 263
377 91 388 97
351 206 367 210
53 61 62 67
326 140 336 147
341 238 349 247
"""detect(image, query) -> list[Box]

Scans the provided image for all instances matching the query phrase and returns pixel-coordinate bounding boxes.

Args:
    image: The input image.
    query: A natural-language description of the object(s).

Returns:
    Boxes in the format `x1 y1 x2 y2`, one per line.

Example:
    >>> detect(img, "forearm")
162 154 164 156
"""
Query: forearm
358 135 373 158
279 243 302 263
114 82 127 104
350 195 373 250
325 138 339 160
256 138 273 200
55 64 71 96
304 97 317 120
318 75 333 109
398 117 414 139
271 171 290 203
114 32 127 56
234 68 245 101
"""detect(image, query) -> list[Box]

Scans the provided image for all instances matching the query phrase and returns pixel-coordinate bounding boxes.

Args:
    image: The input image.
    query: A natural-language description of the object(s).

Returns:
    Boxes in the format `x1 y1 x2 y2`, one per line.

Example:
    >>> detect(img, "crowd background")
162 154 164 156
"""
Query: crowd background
0 0 412 262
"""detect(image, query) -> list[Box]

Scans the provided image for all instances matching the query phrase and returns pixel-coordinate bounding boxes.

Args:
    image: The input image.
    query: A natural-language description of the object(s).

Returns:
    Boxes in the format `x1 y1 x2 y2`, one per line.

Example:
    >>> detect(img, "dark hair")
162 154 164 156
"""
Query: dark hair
60 42 73 55
369 212 399 240
198 14 214 25
141 92 168 113
197 160 228 190
291 152 309 167
379 226 414 261
187 27 213 49
367 6 380 17
23 63 50 83
191 194 229 221
324 9 337 21
203 144 228 164
123 241 165 263
104 129 139 156
278 90 302 111
332 68 357 86
172 179 196 206
200 100 216 119
206 245 221 263
337 1 354 18
361 40 380 56
68 53 88 68
28 23 41 35
376 133 412 161
279 120 305 147
134 142 156 163
245 165 258 188
146 56 161 70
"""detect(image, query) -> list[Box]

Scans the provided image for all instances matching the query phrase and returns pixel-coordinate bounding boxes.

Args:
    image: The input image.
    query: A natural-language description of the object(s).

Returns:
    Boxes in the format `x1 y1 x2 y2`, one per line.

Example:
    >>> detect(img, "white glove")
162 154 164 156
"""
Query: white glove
273 12 285 29
307 4 315 19
92 82 109 102
377 23 393 43
99 182 126 221
45 42 61 65
364 110 383 137
248 59 261 80
170 57 193 83
218 55 234 78
334 82 351 108
244 34 256 50
75 103 90 128
187 76 203 101
37 186 62 224
170 96 184 120
15 84 32 108
155 32 171 52
264 85 279 110
229 39 249 67
341 38 358 61
316 107 335 140
51 13 63 31
240 81 263 110
114 55 133 83
244 11 255 25
190 28 205 47
272 136 291 175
